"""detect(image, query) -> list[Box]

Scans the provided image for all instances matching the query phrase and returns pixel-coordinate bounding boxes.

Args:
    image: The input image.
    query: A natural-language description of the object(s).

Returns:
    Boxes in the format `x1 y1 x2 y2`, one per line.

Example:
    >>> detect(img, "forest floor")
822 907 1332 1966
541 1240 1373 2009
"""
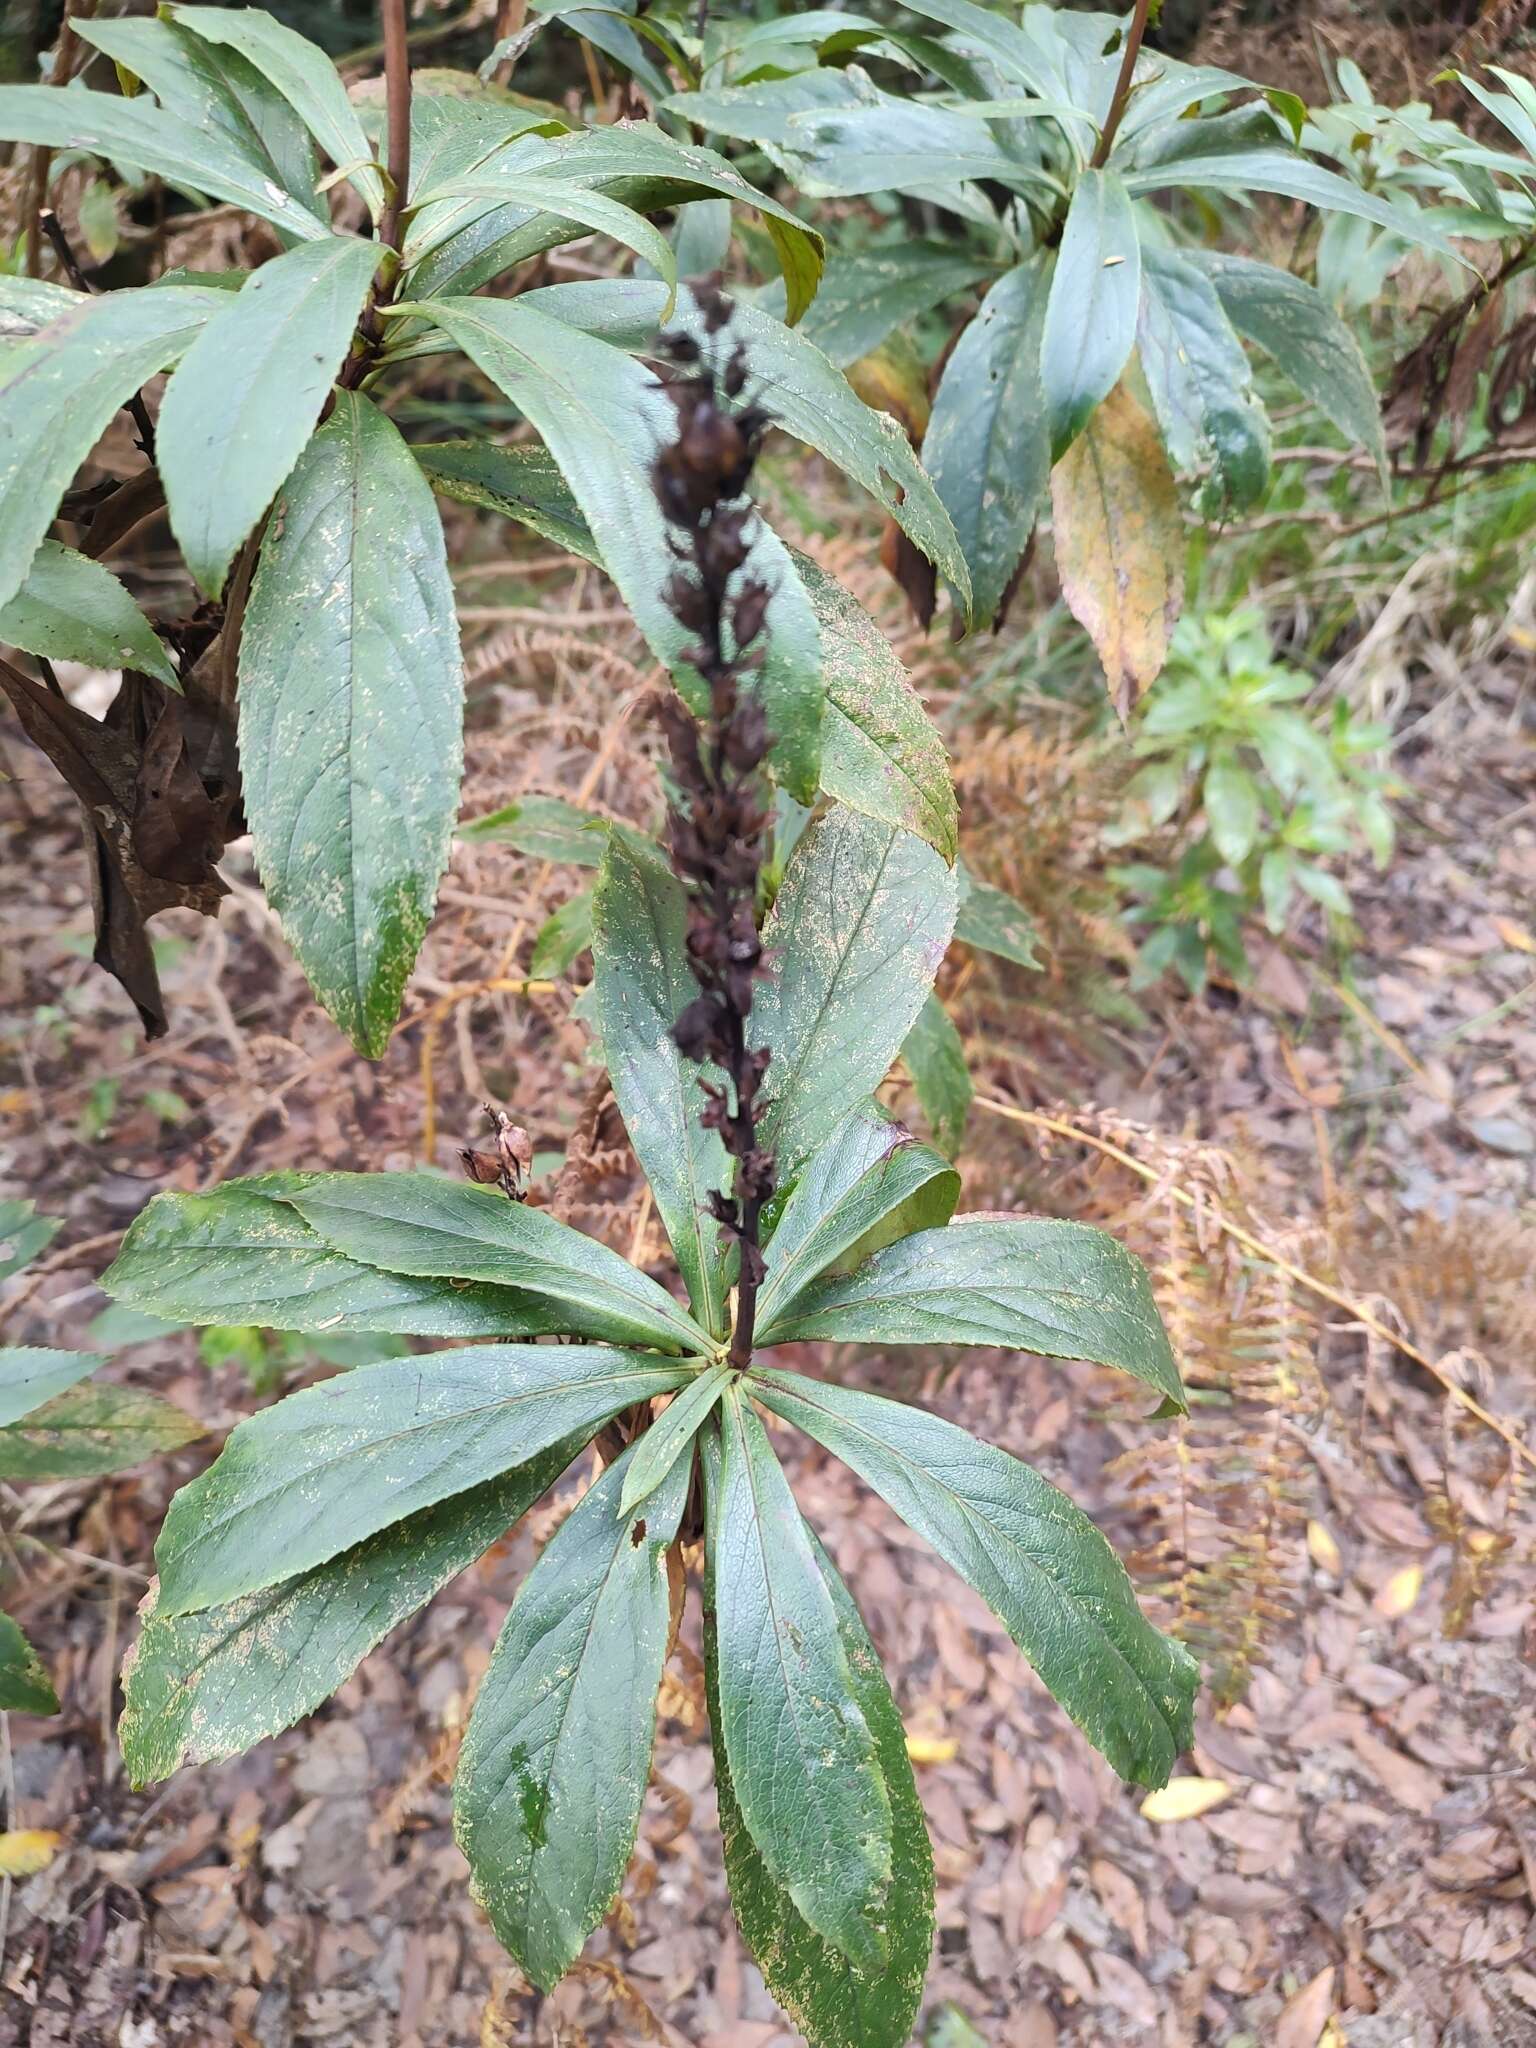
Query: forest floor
1 501 1534 2048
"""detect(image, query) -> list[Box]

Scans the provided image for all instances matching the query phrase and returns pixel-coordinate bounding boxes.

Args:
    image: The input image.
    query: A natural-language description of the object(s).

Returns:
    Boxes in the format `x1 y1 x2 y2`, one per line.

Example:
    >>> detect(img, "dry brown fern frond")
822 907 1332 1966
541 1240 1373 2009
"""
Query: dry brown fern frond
1343 1204 1536 1370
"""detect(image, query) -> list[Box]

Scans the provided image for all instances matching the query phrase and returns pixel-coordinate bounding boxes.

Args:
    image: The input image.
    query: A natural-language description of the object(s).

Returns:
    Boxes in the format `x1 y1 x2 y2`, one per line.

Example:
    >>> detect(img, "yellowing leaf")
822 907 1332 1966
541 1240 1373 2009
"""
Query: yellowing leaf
904 1731 958 1765
1049 380 1184 721
1493 915 1536 955
1374 1564 1422 1618
1139 1776 1231 1823
846 334 931 443
0 1828 61 1876
1307 1520 1342 1574
1319 2021 1348 2048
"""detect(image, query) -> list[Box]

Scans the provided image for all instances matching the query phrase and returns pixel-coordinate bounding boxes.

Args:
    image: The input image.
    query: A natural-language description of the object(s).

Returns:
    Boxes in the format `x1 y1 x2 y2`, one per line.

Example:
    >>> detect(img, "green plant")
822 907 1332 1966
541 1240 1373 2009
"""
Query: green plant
0 2 971 1043
1108 606 1397 990
0 1199 203 1715
101 310 1195 2048
666 0 1451 701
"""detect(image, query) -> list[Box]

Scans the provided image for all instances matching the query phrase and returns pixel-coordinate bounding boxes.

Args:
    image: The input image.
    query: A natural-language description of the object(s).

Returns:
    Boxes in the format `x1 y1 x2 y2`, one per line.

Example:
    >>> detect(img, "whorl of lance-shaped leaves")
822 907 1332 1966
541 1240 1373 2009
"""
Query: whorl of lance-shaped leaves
649 286 779 1369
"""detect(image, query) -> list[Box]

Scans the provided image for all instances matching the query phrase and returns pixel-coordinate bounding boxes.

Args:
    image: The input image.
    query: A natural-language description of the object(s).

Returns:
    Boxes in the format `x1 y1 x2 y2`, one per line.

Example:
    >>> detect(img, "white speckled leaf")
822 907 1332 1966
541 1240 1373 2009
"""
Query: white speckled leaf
753 807 959 1183
153 1344 694 1618
455 1439 690 1989
0 284 225 613
120 1436 585 1786
159 234 381 598
239 390 463 1057
0 540 180 690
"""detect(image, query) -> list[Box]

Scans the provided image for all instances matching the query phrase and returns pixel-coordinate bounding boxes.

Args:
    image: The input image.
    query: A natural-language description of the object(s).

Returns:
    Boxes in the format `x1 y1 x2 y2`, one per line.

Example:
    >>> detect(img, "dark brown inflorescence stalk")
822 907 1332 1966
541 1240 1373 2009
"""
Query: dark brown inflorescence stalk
651 283 777 1371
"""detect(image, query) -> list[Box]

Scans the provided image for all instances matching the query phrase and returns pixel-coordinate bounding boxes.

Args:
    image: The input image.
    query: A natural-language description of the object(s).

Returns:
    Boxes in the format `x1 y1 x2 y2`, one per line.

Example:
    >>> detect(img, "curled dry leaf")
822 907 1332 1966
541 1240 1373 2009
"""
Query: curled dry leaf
1049 381 1184 721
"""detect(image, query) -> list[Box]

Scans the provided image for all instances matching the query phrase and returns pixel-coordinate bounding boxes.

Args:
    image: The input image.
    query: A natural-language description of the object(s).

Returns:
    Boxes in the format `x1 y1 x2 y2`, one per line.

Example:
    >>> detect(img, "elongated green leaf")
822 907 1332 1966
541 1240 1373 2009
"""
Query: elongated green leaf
159 236 381 598
754 808 959 1183
0 276 80 337
459 792 607 863
450 177 677 317
284 1172 708 1354
417 438 601 562
1041 169 1140 458
954 866 1040 969
0 286 224 612
922 255 1051 629
764 1213 1182 1407
1138 248 1270 514
662 69 871 151
753 1371 1198 1786
593 831 732 1340
456 1438 689 1988
0 86 328 242
0 1382 203 1481
704 1511 932 2048
74 13 324 223
0 541 178 689
708 1389 892 1971
0 1611 57 1716
170 5 385 218
240 389 462 1056
619 1361 730 1516
418 292 822 801
121 1439 583 1785
787 98 1024 199
0 1347 99 1429
899 992 972 1162
758 1102 958 1340
1124 148 1458 259
155 1344 693 1618
796 556 957 862
1189 251 1386 475
408 124 822 320
104 1179 577 1339
785 242 994 370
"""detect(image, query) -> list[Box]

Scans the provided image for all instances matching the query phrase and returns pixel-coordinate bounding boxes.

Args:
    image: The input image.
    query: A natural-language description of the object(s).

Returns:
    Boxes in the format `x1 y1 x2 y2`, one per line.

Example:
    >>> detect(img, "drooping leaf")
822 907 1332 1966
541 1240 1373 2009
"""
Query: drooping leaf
456 1438 689 1989
282 1172 711 1355
0 1381 203 1481
153 1344 695 1618
754 807 959 1183
704 1510 932 2048
1138 247 1271 514
0 1347 99 1428
796 556 957 862
158 235 382 598
1189 251 1386 478
74 12 325 225
418 293 822 802
0 86 328 243
416 439 602 564
593 830 733 1341
459 792 608 864
922 256 1051 629
618 1360 731 1517
899 992 972 1162
450 176 678 318
104 1179 585 1338
706 1390 893 1972
761 1215 1184 1412
752 1371 1198 1786
1050 380 1185 720
953 866 1041 970
0 541 179 690
239 390 463 1056
1040 170 1141 459
757 1102 959 1340
0 1612 57 1716
121 1436 584 1784
169 5 385 218
0 285 224 613
0 1199 60 1283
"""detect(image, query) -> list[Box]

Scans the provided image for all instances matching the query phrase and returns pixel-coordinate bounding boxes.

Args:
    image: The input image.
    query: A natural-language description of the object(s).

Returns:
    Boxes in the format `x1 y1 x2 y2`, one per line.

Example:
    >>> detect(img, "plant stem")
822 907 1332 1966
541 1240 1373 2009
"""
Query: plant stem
379 0 412 255
1090 0 1153 170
